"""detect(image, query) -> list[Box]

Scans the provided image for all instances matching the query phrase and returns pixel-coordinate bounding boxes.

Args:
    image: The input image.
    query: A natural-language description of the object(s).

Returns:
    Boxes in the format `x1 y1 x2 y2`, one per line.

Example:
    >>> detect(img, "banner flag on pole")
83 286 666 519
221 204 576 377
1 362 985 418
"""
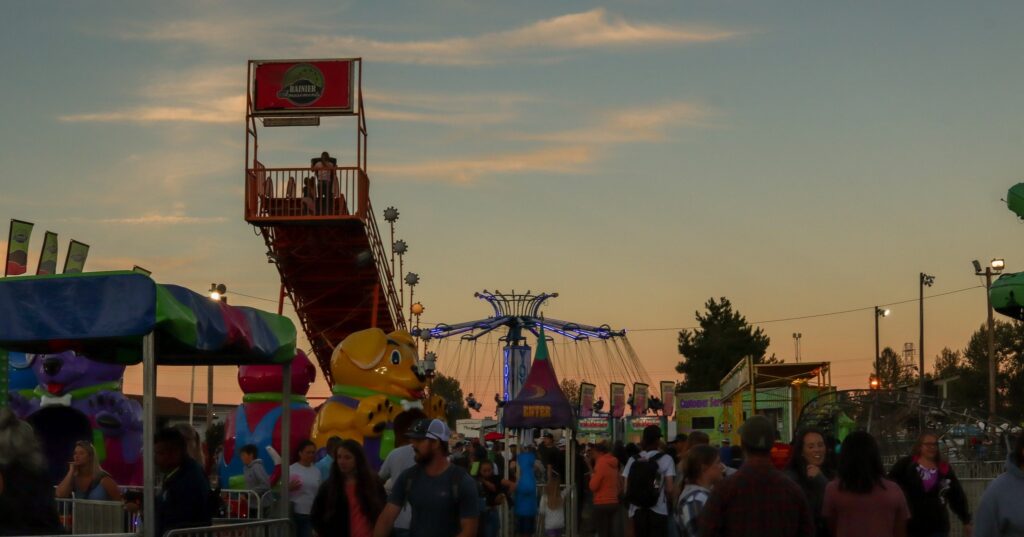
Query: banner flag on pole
63 240 90 274
632 383 649 417
660 381 676 418
36 231 59 275
5 219 34 276
610 383 626 418
579 382 596 418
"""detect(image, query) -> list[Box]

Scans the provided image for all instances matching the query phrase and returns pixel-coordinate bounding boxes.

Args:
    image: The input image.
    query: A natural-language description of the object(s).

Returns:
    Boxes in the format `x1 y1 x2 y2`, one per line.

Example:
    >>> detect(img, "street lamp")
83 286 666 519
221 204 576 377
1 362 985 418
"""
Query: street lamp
204 283 227 429
208 283 227 302
974 258 1005 416
792 333 802 363
874 307 890 383
919 273 935 395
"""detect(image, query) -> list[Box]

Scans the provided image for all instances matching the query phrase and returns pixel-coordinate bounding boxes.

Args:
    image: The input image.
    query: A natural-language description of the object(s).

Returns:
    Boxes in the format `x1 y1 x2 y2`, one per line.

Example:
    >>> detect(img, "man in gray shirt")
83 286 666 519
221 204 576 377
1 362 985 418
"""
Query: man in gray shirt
374 419 479 537
379 442 417 537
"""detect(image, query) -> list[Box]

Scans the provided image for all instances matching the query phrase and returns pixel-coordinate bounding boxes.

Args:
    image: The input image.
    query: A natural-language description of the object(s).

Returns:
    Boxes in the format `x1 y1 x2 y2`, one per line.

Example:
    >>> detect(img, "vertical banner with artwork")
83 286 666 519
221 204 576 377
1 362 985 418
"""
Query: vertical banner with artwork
660 381 676 418
63 240 90 274
579 382 596 418
503 345 532 402
5 219 34 276
36 231 59 275
632 383 649 417
610 383 626 418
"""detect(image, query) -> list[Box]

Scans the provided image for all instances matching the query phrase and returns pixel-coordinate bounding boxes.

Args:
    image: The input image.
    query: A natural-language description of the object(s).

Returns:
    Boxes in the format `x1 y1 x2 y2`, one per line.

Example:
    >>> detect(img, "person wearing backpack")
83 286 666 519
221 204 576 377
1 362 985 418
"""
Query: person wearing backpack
621 425 676 537
373 419 480 537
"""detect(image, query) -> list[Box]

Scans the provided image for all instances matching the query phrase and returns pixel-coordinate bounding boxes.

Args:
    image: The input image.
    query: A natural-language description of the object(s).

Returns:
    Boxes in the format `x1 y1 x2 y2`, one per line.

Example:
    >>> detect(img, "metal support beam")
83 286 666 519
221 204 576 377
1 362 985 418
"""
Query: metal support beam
278 360 292 518
142 332 157 537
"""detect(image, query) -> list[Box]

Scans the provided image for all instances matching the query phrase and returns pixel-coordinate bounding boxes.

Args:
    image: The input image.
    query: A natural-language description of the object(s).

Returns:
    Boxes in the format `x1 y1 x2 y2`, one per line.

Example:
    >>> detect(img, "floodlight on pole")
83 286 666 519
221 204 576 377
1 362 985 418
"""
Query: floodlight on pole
919 273 935 396
874 306 889 382
992 259 1006 272
209 283 227 302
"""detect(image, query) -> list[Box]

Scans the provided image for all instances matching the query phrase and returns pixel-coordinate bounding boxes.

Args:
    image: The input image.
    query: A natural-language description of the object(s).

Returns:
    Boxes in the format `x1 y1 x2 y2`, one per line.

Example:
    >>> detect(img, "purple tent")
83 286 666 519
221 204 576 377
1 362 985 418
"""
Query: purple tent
502 326 575 429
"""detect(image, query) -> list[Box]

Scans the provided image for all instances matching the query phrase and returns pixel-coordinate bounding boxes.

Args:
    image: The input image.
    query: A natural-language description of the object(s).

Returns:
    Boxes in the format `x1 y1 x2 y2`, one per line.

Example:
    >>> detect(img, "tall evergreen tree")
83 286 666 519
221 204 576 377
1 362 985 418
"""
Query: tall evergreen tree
675 297 775 391
427 373 471 427
935 320 1024 420
876 346 916 388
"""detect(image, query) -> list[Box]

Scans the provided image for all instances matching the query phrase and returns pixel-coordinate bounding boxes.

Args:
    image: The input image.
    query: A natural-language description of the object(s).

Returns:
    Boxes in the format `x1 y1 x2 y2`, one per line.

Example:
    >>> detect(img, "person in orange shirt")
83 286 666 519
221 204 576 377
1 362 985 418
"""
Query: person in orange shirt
588 441 621 537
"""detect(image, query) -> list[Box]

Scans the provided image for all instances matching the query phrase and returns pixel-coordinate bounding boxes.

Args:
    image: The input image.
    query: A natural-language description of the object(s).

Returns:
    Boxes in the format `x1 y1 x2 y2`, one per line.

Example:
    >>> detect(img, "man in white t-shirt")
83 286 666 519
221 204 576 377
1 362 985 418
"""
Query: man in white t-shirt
379 441 417 537
621 425 676 537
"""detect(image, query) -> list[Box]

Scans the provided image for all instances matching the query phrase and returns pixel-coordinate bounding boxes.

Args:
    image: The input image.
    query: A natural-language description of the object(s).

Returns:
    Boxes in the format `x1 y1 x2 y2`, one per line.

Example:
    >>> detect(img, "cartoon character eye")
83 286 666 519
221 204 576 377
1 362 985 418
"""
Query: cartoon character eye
390 350 401 365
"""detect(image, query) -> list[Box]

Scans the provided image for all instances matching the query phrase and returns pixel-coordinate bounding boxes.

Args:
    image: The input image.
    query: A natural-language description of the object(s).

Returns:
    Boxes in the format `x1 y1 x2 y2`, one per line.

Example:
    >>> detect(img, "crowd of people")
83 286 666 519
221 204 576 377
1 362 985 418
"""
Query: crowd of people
4 404 1024 536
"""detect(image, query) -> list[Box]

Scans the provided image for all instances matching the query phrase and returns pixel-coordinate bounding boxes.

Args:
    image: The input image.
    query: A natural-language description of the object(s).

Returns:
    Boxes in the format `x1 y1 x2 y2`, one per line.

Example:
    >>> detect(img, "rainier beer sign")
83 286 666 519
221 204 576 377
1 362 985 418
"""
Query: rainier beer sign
253 59 355 115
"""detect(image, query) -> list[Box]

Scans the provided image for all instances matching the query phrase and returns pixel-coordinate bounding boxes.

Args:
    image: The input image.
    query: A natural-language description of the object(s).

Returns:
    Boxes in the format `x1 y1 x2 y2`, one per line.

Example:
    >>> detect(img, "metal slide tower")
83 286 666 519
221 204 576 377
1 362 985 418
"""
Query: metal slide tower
243 58 405 383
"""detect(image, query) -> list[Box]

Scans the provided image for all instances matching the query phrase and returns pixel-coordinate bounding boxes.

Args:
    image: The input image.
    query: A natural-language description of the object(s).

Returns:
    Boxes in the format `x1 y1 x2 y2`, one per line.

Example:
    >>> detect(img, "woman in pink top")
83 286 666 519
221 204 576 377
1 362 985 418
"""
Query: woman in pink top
824 431 910 537
311 439 386 537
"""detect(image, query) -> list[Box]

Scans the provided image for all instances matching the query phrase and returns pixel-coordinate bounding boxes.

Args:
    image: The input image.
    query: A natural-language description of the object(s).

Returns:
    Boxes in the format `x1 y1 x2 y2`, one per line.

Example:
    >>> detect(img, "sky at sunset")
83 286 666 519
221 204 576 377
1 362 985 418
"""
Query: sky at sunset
3 1 1024 417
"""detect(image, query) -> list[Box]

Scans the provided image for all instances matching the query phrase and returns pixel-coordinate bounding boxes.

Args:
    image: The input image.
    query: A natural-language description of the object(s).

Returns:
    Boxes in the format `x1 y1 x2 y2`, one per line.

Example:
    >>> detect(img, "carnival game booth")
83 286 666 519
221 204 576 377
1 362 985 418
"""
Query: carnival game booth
718 358 832 445
0 271 299 536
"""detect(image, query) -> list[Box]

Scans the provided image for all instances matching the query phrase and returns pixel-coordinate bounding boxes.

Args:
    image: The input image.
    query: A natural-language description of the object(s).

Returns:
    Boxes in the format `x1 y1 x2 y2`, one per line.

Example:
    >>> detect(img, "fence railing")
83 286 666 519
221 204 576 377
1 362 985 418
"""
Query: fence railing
245 164 368 220
164 518 293 537
363 198 407 331
218 489 265 520
56 497 132 534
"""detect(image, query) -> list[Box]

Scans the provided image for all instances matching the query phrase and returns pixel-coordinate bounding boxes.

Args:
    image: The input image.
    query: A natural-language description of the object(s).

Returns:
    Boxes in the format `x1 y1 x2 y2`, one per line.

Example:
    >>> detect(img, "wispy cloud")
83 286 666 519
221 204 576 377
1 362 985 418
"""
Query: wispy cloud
58 95 243 124
118 9 739 66
523 101 716 144
304 9 740 65
375 145 593 185
367 89 534 126
95 214 227 225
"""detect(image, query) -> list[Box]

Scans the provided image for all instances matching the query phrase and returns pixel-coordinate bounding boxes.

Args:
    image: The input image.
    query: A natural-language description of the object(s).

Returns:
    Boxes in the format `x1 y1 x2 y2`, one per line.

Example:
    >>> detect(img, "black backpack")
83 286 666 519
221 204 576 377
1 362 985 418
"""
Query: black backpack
624 452 666 509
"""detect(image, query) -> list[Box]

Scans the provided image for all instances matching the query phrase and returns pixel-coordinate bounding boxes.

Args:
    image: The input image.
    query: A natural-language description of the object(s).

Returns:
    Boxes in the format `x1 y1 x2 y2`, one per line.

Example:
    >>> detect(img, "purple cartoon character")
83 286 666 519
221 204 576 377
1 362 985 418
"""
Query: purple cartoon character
10 350 143 485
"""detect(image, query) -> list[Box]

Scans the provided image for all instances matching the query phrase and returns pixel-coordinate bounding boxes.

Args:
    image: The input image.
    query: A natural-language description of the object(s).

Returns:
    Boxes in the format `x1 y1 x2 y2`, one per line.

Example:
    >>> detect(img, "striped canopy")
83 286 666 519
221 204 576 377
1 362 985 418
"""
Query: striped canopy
0 271 296 365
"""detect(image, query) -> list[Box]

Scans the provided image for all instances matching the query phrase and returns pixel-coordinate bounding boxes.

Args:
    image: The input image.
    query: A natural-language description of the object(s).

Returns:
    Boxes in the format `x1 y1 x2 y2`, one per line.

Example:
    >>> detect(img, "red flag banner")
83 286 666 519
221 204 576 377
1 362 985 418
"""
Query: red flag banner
610 383 626 418
36 231 58 275
632 383 649 417
661 381 676 418
579 382 595 418
62 240 89 274
5 219 33 276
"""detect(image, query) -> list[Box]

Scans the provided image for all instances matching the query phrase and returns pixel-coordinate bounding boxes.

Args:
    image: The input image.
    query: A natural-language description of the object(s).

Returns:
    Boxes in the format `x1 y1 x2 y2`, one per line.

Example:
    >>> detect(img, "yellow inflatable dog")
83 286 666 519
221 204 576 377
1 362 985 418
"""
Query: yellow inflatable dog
311 328 442 467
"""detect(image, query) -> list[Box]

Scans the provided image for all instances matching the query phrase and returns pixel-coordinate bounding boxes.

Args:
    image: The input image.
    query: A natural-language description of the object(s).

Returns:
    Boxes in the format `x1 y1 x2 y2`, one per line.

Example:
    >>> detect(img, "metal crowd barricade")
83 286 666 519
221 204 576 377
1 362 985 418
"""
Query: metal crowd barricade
948 478 993 537
218 489 264 520
164 518 293 537
55 497 130 534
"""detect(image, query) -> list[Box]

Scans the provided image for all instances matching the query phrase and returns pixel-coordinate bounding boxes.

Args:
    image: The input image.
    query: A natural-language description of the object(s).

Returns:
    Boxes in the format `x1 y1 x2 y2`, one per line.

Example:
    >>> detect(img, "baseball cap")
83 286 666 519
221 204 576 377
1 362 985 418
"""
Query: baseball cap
642 424 662 443
740 415 775 452
406 418 451 442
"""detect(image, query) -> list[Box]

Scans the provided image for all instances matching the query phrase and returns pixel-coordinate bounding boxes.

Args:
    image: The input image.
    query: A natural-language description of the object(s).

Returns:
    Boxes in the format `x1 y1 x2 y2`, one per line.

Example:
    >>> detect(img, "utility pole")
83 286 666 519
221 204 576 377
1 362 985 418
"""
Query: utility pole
975 259 1005 416
874 307 889 383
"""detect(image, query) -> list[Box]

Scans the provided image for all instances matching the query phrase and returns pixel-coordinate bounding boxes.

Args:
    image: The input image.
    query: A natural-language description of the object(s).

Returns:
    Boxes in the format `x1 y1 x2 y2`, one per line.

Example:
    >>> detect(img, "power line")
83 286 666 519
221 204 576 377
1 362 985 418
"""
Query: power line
627 285 984 333
205 284 985 337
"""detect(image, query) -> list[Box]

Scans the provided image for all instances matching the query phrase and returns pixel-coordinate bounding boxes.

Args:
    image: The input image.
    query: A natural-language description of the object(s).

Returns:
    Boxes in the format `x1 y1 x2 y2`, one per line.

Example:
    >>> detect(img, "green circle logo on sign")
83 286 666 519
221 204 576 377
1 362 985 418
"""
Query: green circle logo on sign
276 63 325 106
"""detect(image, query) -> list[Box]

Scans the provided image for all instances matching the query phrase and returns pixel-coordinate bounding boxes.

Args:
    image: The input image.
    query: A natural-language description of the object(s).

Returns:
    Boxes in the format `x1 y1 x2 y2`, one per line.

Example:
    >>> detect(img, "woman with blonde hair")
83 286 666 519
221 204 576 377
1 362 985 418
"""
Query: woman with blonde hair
56 440 122 501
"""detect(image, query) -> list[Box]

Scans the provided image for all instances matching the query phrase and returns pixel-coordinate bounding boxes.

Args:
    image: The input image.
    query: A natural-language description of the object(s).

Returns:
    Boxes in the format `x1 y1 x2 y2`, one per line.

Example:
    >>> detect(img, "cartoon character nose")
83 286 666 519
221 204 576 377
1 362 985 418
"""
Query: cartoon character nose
43 357 62 376
412 364 426 382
